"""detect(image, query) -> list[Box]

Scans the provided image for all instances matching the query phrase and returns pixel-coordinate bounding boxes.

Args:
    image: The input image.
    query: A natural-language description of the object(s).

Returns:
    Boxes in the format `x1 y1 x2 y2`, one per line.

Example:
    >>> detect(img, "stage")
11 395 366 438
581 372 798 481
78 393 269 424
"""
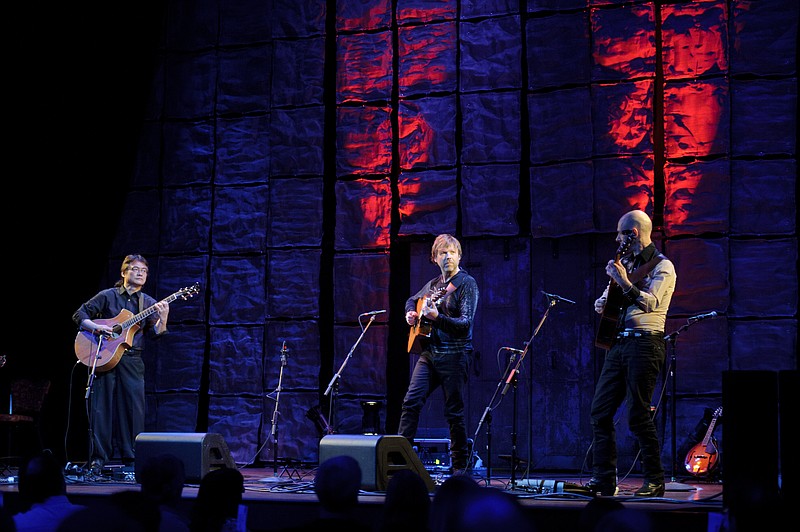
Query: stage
1 463 725 532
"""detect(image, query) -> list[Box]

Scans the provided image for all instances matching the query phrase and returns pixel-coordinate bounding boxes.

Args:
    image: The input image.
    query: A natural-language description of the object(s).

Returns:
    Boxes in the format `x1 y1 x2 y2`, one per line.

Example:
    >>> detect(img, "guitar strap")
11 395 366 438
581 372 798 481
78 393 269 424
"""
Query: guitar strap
619 253 664 314
628 253 664 285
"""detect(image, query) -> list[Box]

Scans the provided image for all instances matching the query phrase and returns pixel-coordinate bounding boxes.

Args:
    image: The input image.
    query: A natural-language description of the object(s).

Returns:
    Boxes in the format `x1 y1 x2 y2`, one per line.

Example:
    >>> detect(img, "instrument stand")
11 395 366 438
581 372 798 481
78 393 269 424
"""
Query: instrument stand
664 321 697 492
324 313 378 434
262 343 300 483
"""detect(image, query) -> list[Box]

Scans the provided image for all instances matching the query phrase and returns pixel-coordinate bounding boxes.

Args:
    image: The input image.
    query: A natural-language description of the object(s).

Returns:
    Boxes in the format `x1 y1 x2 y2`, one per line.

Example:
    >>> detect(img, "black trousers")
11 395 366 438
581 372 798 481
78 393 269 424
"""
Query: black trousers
397 349 471 469
589 335 666 483
90 353 145 465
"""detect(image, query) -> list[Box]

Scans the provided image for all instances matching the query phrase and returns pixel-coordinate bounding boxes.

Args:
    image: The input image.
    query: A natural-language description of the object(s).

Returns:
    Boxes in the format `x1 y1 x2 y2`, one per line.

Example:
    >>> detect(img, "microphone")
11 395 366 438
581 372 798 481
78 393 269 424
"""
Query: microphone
542 291 576 304
280 341 288 363
688 311 718 323
502 347 525 355
359 309 387 316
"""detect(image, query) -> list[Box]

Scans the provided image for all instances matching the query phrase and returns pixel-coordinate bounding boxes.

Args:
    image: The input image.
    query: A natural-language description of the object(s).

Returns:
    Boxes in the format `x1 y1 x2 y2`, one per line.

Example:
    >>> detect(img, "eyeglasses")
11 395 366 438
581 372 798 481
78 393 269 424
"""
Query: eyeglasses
129 267 149 274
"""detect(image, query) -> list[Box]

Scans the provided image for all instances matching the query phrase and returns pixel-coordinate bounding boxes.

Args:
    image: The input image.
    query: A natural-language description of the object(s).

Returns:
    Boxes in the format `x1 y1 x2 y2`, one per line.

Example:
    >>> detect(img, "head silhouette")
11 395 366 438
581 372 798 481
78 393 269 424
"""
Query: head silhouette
18 450 66 507
314 455 362 514
139 453 186 505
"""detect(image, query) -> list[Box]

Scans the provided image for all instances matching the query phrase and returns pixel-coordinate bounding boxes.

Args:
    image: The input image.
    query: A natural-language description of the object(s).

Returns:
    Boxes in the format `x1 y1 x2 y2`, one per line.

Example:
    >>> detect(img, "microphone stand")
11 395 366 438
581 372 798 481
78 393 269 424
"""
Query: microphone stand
324 313 378 433
504 297 558 490
265 342 299 481
473 348 520 486
84 330 105 476
664 321 698 492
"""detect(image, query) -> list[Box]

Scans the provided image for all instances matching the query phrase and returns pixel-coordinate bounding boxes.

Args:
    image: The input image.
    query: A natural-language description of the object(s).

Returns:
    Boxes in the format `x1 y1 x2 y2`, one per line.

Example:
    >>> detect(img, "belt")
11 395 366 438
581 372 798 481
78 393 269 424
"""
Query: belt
124 348 143 356
616 330 663 339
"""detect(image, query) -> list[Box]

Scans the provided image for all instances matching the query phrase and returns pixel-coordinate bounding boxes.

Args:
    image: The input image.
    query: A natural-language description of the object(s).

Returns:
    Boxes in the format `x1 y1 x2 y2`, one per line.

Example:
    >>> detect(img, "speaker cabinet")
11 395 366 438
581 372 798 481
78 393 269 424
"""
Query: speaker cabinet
722 371 780 510
135 432 236 483
779 370 798 503
319 434 435 492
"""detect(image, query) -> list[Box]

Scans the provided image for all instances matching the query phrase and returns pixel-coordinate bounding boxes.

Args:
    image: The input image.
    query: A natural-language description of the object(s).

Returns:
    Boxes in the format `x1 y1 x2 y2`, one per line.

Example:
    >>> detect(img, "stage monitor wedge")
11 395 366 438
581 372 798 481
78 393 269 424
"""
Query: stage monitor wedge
319 434 435 492
135 432 236 483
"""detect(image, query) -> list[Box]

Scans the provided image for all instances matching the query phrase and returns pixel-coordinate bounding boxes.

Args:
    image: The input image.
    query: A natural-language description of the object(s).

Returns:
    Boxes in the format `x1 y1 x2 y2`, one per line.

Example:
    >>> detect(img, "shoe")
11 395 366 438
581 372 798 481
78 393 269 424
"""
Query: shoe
634 481 665 497
585 478 617 496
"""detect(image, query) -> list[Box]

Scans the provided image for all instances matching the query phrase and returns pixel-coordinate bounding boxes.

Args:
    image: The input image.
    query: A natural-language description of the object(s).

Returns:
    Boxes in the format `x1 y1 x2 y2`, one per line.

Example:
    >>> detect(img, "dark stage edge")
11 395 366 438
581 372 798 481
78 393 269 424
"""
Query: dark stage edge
1 465 724 532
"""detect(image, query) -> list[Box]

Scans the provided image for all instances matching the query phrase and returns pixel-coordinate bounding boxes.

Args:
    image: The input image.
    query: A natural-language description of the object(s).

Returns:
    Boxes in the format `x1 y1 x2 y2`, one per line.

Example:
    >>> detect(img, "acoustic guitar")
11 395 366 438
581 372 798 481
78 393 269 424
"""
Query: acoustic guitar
685 406 722 476
407 284 452 352
74 283 199 372
594 235 634 350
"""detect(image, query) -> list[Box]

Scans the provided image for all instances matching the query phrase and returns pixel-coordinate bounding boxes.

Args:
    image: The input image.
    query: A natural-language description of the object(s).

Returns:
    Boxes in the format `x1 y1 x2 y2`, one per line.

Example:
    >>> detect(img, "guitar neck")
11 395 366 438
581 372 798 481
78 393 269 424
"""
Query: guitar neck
118 292 182 330
701 418 718 446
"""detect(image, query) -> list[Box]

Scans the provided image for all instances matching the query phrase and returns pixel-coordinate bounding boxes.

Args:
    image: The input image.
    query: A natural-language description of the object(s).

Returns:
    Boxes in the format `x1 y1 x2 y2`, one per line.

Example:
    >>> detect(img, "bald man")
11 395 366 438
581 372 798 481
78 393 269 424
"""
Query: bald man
587 209 677 498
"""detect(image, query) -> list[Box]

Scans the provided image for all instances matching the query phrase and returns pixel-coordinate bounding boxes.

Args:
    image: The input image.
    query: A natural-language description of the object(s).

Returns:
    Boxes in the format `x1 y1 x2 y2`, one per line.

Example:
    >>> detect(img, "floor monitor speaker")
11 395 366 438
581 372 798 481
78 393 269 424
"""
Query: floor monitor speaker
318 434 435 492
135 432 236 483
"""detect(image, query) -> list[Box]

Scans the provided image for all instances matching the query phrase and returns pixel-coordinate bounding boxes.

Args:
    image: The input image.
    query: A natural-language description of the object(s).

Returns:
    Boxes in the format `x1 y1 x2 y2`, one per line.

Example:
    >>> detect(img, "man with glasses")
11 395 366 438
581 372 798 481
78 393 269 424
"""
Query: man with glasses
73 254 169 476
587 210 676 498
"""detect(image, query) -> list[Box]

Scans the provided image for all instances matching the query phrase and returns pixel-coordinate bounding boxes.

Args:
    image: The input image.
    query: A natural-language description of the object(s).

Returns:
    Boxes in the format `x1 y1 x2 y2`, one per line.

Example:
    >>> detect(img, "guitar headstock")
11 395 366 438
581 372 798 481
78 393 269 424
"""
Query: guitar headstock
180 282 200 300
431 285 449 302
615 233 635 260
712 406 722 419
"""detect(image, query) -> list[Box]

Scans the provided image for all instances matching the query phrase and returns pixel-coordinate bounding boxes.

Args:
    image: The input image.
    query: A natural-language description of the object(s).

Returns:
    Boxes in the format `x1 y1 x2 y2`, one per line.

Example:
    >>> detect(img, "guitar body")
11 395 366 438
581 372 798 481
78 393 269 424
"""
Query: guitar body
407 285 452 353
684 438 719 476
595 282 624 350
74 283 200 372
685 406 723 476
74 310 139 372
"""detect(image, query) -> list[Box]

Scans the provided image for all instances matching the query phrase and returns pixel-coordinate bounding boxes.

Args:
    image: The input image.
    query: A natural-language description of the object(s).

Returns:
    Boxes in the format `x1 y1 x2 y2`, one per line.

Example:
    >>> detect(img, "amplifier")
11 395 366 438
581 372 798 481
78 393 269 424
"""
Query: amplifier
414 438 451 471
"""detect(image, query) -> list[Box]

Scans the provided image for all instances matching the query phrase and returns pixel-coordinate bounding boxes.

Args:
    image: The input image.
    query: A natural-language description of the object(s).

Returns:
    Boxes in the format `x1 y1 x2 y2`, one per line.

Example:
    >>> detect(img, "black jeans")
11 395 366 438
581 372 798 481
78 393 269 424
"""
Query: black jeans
590 336 665 483
398 349 471 469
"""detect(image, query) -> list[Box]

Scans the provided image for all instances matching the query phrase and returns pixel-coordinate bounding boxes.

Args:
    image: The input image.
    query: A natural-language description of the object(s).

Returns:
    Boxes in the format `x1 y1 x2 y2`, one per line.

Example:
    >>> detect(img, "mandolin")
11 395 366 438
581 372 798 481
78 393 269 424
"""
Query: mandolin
685 406 722 476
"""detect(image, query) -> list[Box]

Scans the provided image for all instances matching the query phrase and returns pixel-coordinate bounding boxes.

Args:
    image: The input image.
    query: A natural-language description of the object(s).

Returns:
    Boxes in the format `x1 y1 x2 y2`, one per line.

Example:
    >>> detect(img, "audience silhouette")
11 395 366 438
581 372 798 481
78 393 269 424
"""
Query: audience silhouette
278 455 369 532
428 474 482 532
593 506 654 532
577 496 625 531
57 489 160 532
379 469 431 532
139 453 190 531
189 467 246 532
2 504 17 532
453 485 533 532
12 450 86 532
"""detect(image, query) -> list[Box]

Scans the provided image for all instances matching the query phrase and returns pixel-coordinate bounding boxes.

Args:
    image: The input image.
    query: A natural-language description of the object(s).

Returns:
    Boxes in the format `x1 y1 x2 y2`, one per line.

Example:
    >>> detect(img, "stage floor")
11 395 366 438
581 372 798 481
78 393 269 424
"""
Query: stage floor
2 462 725 531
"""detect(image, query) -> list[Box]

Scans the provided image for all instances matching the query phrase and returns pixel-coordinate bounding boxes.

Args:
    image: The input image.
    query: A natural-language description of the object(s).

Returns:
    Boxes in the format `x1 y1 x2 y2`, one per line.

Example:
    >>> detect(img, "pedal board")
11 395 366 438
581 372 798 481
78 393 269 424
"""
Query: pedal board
414 438 451 472
514 478 591 495
110 465 136 481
